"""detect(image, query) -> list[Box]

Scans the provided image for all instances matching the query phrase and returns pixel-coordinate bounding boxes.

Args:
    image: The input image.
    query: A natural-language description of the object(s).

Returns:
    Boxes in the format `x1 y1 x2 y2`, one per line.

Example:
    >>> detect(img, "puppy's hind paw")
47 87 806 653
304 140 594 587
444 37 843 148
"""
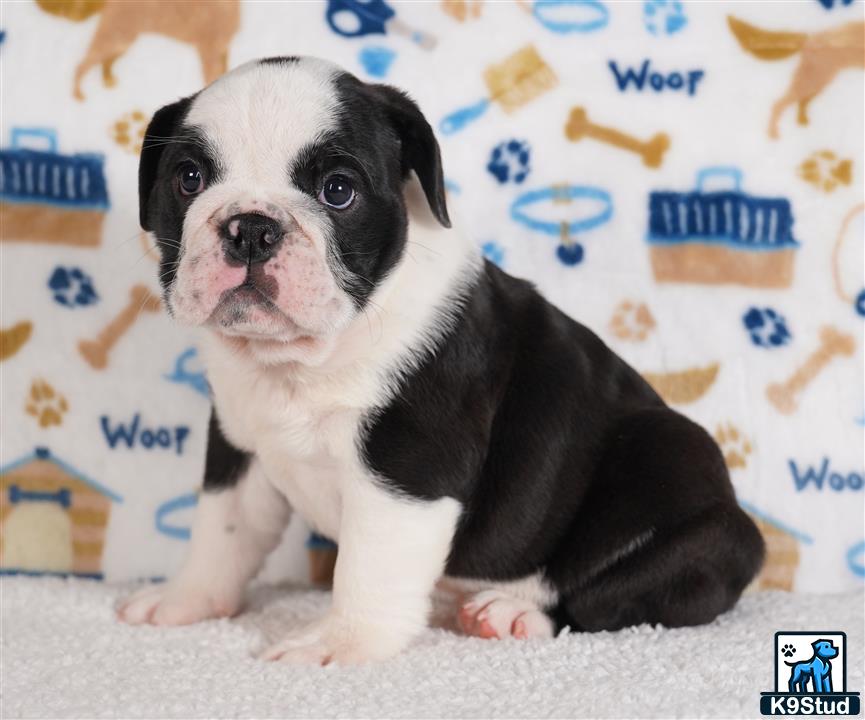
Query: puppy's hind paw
458 590 554 640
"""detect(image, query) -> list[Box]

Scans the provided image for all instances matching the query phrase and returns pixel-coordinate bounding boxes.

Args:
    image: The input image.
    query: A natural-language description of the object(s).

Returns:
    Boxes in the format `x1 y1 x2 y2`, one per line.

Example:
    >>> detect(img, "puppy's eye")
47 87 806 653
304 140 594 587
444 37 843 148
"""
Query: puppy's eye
178 162 205 196
318 175 355 209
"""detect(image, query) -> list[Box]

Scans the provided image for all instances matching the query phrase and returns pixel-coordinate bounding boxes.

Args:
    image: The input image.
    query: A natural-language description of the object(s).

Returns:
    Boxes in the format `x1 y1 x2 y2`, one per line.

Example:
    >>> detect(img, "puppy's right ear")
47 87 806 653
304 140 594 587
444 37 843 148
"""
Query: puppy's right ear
139 96 193 230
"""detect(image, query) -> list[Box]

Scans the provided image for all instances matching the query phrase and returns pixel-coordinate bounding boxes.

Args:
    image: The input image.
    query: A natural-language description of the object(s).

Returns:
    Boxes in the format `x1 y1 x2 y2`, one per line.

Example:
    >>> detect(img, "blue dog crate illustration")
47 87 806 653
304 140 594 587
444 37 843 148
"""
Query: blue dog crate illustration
647 167 799 288
0 128 109 246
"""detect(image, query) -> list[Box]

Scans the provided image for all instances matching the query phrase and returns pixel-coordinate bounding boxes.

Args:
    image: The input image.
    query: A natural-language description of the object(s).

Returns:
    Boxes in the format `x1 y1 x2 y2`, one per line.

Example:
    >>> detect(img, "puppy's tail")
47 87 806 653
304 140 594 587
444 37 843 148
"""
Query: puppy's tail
728 16 807 60
784 661 799 667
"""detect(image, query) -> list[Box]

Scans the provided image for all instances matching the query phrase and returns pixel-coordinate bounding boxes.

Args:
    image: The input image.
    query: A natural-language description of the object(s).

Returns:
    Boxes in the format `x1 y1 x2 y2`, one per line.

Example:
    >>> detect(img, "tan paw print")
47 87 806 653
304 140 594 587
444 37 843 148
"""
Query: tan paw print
610 300 656 342
714 423 752 470
441 0 484 21
111 110 148 155
797 150 852 193
26 379 69 428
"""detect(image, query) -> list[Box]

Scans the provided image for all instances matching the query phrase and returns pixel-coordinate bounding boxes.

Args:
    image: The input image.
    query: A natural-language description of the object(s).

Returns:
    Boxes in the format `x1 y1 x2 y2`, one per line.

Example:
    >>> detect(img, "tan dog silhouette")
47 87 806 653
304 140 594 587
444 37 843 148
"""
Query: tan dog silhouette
37 0 240 100
728 16 865 139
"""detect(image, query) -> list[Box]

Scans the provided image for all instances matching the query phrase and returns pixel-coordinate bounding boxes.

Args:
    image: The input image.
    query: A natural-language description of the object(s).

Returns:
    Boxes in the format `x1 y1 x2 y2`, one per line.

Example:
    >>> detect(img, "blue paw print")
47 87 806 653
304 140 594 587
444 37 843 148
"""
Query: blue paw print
743 307 791 348
855 289 865 318
487 140 531 185
481 241 505 266
643 0 687 36
48 266 99 308
358 46 395 79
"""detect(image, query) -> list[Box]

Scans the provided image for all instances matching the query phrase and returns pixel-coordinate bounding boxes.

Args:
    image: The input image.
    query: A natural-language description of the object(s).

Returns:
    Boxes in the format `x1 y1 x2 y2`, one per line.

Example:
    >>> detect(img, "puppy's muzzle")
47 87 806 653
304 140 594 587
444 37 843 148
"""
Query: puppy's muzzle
221 213 284 265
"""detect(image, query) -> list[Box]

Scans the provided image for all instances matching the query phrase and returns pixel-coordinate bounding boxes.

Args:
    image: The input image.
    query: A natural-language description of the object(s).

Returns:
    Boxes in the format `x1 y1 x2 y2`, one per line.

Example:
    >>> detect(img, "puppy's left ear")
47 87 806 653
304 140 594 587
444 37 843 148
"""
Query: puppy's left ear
370 85 451 228
139 95 193 230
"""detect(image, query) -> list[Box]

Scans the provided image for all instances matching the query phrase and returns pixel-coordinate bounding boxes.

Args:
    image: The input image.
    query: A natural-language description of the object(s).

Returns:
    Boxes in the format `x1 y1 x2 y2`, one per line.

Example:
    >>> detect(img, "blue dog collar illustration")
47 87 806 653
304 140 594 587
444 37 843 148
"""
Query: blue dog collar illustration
155 492 198 540
510 185 613 236
531 0 609 34
510 184 613 266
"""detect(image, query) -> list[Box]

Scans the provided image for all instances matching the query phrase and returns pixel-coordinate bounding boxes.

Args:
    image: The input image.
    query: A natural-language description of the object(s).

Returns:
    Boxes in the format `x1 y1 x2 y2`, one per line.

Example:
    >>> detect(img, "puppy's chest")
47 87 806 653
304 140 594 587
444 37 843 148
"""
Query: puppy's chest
212 369 371 540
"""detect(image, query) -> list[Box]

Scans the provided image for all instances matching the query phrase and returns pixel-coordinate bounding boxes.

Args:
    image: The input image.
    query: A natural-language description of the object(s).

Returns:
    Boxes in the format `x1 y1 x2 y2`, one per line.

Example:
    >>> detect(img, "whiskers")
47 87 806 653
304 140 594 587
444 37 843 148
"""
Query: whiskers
339 268 387 346
157 260 181 284
119 235 181 275
359 296 386 346
141 132 210 152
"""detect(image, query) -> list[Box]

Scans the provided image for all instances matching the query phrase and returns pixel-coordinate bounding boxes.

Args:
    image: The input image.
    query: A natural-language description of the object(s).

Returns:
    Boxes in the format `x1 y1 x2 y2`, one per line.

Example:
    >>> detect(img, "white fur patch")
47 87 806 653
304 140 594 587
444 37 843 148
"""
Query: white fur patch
262 492 462 664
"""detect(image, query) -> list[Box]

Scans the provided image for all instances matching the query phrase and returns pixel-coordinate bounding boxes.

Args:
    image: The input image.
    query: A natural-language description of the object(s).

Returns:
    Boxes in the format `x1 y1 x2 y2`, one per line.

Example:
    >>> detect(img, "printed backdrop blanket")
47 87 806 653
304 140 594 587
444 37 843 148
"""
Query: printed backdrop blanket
1 0 863 592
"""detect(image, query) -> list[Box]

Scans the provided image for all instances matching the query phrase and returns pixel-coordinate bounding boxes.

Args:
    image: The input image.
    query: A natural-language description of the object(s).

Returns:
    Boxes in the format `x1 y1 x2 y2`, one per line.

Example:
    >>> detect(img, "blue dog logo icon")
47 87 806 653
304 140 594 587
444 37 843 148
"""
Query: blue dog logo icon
786 639 838 693
761 631 860 716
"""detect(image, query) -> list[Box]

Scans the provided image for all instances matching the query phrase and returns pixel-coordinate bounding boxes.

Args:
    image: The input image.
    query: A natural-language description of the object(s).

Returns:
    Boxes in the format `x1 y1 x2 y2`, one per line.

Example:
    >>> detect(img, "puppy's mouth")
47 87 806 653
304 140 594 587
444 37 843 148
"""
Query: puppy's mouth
221 282 274 310
207 267 296 336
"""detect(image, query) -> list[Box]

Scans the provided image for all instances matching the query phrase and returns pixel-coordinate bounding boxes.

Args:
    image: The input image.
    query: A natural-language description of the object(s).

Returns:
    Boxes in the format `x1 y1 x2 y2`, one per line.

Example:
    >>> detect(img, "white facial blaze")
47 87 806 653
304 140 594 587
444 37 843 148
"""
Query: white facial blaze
166 59 356 358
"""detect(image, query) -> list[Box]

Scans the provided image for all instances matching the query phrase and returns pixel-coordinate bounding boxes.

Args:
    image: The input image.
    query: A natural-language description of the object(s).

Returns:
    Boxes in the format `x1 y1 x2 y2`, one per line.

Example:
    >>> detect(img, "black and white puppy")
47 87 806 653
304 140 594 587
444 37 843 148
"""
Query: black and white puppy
119 57 764 664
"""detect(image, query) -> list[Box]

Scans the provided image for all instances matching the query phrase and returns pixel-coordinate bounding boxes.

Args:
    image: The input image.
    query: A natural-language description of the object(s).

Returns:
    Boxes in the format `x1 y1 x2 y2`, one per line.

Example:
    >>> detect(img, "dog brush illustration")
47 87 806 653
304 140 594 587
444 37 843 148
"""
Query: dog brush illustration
326 0 437 50
440 45 558 135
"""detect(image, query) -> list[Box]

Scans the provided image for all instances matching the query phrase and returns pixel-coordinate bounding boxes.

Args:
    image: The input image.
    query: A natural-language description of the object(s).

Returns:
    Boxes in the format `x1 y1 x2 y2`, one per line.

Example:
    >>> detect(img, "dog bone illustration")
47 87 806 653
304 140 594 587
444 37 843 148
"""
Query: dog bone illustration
565 107 670 168
79 284 162 370
766 325 855 414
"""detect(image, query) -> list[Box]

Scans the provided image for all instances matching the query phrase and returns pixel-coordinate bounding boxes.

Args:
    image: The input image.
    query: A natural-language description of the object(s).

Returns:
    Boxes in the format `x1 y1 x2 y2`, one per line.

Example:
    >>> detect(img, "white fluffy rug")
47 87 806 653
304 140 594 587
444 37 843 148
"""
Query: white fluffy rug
2 578 862 719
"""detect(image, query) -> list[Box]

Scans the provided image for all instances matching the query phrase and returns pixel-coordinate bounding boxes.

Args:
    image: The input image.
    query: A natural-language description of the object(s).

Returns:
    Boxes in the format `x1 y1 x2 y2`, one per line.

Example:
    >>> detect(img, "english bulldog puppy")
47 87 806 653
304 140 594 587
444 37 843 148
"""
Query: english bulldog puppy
118 57 764 664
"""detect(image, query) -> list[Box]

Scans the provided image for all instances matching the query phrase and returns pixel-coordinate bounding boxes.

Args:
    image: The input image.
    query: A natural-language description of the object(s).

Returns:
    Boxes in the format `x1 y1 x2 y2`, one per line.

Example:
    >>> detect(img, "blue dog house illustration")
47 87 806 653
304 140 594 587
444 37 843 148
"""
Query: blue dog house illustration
0 128 109 246
648 167 799 288
0 447 122 578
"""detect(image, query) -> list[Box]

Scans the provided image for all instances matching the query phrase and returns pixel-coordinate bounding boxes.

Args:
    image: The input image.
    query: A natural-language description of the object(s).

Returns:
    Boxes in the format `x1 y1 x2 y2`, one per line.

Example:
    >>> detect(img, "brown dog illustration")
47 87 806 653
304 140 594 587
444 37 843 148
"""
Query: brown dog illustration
728 16 864 139
37 0 240 100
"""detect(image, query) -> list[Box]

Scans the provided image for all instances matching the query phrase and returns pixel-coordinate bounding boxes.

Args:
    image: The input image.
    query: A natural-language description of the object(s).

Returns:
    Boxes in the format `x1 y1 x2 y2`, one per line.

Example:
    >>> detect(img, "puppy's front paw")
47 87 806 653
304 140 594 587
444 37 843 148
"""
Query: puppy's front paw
260 614 405 665
116 582 240 626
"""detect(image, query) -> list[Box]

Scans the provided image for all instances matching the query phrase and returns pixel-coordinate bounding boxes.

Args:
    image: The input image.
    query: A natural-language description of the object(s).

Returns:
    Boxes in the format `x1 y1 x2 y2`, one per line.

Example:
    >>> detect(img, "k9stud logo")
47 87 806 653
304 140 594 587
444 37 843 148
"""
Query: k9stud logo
761 632 860 715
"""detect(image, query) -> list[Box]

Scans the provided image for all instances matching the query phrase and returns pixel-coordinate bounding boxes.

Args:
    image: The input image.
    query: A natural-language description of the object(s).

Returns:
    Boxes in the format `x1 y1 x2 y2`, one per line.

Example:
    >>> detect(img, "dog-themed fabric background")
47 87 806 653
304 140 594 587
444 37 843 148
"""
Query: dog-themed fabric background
1 0 863 592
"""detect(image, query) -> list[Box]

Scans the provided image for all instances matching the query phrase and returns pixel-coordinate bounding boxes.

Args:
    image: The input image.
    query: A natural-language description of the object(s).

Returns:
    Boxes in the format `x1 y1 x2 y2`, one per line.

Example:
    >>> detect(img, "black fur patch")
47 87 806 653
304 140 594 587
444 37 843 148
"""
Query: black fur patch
259 56 300 66
203 408 251 491
139 97 221 296
288 71 449 308
361 261 765 630
290 128 406 308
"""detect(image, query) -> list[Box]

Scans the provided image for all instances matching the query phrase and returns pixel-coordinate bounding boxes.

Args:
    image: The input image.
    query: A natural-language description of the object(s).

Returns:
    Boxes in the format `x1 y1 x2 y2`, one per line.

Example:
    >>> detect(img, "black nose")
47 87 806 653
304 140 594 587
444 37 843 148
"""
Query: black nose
221 213 283 265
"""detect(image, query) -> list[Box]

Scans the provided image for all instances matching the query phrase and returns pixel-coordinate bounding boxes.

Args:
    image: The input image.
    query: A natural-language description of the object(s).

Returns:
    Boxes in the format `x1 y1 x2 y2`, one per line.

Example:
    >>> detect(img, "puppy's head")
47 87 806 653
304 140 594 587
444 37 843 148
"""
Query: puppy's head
140 57 449 364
